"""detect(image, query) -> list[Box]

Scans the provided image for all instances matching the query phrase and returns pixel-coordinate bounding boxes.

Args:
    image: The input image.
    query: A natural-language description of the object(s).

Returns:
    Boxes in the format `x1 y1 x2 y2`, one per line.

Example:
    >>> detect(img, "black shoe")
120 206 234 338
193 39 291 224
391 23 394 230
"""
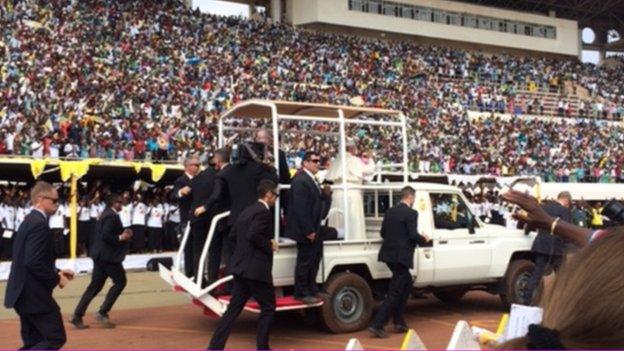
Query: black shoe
368 326 388 338
294 295 319 304
394 324 409 333
95 312 115 328
314 292 330 300
69 316 89 330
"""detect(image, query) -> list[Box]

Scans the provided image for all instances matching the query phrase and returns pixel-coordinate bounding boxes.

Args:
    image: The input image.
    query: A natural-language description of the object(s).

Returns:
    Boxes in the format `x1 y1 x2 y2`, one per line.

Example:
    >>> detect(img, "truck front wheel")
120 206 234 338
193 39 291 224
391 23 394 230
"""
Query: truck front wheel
319 272 373 333
501 259 534 308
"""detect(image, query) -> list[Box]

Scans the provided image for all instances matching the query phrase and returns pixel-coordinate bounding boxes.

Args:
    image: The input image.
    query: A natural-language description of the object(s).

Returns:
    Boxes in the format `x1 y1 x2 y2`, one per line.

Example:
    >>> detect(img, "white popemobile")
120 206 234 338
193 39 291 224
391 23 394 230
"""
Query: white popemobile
159 100 536 333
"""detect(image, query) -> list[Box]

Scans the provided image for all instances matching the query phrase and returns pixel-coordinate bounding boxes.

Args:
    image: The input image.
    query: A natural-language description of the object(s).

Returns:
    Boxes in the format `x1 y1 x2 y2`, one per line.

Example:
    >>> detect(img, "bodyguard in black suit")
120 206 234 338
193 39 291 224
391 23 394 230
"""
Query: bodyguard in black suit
4 182 74 350
198 143 279 228
207 180 279 351
285 152 331 304
172 156 200 277
188 165 217 280
70 193 133 329
524 191 572 305
369 186 430 338
206 148 232 283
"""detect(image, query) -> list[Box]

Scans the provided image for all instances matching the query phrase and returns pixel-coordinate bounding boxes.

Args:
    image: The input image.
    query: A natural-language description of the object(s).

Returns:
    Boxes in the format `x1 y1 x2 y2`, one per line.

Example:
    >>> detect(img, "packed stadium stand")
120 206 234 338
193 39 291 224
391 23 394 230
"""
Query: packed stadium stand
1 0 623 182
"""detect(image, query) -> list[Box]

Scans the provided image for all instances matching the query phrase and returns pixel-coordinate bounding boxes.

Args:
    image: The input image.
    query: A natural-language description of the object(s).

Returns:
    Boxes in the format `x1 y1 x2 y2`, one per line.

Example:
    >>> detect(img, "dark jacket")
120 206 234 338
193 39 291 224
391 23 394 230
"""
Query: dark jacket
190 167 217 223
4 210 60 313
204 160 278 227
285 170 331 243
91 207 128 263
532 201 572 256
172 173 193 224
278 150 291 185
378 203 427 269
229 201 274 283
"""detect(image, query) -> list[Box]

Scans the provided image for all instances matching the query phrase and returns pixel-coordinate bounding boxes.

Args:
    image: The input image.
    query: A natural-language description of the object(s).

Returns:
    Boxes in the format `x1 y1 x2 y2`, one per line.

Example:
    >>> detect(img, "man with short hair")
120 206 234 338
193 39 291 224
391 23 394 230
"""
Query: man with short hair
207 148 232 283
4 181 74 350
369 186 430 338
208 180 279 350
524 191 572 305
172 155 200 277
70 193 133 329
286 151 332 304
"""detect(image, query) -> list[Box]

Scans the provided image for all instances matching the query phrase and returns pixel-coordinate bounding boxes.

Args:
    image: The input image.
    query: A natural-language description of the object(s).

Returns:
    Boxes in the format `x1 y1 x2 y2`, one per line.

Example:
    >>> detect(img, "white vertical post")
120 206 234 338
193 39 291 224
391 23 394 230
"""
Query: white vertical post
271 104 280 240
338 109 349 240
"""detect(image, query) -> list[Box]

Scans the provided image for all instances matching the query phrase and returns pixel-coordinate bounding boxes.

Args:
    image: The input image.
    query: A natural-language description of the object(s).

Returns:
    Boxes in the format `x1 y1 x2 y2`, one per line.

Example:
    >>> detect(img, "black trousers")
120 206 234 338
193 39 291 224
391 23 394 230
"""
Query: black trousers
51 229 65 258
73 260 127 317
293 239 323 298
371 262 413 329
131 225 146 253
16 309 66 350
191 216 210 280
147 227 162 251
87 219 97 255
164 222 179 251
208 225 232 283
77 221 90 256
207 276 275 350
525 253 562 304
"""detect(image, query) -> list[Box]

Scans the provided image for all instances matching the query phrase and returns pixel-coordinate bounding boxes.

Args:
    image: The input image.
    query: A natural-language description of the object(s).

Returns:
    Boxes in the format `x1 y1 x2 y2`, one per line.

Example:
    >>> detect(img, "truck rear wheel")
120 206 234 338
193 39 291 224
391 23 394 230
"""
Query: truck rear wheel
319 272 373 333
501 259 534 308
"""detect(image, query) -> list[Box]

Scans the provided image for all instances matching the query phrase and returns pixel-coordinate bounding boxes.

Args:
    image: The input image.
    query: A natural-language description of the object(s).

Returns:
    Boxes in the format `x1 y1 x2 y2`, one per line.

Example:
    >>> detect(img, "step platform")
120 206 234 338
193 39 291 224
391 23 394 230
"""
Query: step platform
217 295 324 313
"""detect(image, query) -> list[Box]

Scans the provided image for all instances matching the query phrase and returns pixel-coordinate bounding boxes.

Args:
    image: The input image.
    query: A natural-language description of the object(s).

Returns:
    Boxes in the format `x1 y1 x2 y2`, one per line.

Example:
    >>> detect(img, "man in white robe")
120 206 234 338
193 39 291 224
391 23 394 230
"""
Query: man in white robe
325 141 376 240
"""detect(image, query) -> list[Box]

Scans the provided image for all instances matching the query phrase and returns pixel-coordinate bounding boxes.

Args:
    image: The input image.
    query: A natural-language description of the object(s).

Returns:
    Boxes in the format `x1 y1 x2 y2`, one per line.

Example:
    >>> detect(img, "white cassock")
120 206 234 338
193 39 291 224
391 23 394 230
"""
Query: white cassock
325 153 376 240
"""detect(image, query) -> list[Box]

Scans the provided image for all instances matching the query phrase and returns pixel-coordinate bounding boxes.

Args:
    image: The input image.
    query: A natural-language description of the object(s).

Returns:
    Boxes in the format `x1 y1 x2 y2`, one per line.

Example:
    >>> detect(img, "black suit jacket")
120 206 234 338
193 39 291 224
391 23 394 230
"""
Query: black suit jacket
378 203 427 269
532 201 572 256
229 202 274 283
278 150 290 185
172 173 193 224
190 168 217 223
204 160 278 227
285 171 331 243
4 210 60 314
91 207 128 263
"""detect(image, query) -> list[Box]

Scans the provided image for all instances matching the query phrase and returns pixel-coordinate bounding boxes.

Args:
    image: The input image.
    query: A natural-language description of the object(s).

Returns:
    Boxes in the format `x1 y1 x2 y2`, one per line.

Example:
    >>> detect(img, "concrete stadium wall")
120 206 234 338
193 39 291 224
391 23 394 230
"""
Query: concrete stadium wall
285 0 580 57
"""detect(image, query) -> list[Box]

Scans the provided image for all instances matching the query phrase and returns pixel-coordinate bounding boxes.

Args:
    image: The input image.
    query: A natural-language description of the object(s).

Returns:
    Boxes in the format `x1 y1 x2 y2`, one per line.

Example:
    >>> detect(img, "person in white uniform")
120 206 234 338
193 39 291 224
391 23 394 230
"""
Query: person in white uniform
325 140 376 240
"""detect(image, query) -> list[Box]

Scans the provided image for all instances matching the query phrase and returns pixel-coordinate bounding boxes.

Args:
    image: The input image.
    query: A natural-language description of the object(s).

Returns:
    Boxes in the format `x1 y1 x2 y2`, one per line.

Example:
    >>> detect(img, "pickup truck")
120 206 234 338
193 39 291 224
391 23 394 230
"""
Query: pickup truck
161 182 535 334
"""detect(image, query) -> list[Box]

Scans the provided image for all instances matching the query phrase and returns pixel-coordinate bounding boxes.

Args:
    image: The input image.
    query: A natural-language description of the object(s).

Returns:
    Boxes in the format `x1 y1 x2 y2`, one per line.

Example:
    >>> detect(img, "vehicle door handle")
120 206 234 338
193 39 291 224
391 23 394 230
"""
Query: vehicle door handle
439 240 448 244
469 240 485 244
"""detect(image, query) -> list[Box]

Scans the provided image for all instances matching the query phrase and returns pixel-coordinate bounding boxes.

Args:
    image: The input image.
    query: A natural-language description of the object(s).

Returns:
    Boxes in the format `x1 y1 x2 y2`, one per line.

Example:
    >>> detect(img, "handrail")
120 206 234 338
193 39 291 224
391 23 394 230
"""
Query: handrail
196 211 231 288
174 222 191 274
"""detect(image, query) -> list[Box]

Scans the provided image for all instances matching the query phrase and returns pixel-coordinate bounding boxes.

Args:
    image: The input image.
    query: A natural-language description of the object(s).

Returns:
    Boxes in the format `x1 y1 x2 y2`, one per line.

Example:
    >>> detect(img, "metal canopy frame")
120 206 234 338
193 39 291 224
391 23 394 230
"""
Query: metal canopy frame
218 100 409 241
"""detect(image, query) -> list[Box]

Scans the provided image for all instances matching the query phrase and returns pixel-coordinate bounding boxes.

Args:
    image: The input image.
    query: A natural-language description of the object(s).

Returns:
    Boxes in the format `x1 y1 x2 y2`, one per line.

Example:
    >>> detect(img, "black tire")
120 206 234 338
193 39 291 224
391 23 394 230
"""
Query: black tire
319 272 374 333
434 288 467 304
500 259 534 308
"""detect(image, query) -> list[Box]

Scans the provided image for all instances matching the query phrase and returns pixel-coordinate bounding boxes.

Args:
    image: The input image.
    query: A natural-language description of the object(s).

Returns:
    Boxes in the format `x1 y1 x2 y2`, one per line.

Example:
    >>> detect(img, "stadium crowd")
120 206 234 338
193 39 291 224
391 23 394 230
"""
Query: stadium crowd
1 0 623 182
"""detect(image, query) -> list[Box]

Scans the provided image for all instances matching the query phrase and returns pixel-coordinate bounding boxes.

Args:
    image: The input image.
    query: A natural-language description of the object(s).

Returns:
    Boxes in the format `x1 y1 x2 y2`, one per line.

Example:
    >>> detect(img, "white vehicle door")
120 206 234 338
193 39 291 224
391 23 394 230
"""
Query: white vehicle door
429 192 491 284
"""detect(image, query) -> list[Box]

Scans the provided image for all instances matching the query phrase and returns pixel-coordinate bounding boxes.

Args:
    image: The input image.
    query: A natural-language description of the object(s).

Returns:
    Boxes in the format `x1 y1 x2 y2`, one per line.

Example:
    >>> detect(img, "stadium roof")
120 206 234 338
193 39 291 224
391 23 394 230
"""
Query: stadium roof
457 0 624 29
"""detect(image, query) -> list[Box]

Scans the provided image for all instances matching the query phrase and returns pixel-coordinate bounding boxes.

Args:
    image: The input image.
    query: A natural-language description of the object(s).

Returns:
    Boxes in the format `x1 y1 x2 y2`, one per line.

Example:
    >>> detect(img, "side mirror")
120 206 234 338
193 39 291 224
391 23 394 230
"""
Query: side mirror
468 216 476 234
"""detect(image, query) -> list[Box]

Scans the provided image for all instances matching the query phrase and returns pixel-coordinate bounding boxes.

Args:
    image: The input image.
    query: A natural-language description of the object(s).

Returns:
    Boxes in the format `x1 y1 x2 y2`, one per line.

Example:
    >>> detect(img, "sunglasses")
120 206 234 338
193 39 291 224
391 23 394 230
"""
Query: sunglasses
42 196 59 204
309 159 321 163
